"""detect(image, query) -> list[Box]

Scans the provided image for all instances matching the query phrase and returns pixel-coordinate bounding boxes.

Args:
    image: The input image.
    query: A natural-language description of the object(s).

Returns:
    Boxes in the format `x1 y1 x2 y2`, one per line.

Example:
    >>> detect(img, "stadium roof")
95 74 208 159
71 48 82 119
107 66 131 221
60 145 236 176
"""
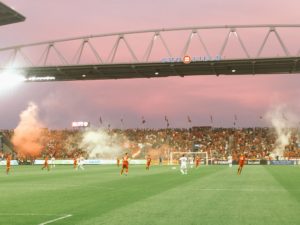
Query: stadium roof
0 1 25 26
14 56 300 82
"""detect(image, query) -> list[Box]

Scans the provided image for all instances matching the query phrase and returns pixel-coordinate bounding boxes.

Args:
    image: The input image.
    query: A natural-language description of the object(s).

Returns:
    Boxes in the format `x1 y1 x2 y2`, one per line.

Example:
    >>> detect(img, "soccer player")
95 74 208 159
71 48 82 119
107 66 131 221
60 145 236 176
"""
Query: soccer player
120 153 129 176
146 155 151 170
189 156 194 168
237 153 246 175
195 155 201 168
159 156 163 165
179 154 188 175
73 156 78 170
77 155 85 170
228 155 233 168
6 153 11 175
41 156 50 171
116 157 120 167
50 155 55 168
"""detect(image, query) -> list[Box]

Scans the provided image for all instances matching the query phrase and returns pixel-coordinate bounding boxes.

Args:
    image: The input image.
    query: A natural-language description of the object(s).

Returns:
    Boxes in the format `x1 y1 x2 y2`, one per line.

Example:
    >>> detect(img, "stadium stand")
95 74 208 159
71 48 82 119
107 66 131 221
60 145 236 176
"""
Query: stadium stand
1 127 299 161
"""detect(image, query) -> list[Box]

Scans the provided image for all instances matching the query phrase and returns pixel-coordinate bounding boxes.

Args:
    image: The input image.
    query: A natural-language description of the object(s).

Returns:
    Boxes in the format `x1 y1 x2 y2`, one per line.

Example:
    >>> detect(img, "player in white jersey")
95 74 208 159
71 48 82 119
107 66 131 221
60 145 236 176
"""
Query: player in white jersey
189 156 194 168
179 154 188 175
50 155 55 168
77 156 85 170
228 155 233 168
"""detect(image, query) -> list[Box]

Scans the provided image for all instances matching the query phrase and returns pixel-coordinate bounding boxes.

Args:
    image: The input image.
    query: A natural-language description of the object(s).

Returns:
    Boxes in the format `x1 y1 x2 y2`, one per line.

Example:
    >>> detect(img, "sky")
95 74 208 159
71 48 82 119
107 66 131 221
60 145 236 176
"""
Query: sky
1 0 300 129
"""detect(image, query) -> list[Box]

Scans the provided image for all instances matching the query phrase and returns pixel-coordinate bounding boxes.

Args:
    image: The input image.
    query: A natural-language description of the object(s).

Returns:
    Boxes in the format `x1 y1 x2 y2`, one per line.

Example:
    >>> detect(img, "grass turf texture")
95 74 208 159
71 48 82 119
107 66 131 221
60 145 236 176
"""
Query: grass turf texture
0 165 300 225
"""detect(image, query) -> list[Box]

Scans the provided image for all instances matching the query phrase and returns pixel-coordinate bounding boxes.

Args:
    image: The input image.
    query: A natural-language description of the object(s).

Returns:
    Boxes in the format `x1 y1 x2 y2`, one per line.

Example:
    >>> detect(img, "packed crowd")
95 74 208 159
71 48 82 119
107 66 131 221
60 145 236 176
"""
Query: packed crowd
1 127 300 160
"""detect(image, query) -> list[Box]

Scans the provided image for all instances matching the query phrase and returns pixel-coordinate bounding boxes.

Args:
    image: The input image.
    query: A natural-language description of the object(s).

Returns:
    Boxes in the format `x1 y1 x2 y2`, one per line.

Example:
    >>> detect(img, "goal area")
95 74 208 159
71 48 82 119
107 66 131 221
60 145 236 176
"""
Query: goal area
169 151 208 166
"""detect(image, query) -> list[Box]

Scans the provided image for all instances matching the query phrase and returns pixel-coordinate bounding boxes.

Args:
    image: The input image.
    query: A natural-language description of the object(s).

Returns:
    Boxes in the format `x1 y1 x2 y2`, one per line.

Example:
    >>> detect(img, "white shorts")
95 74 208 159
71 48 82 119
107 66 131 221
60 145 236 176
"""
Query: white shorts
181 164 187 169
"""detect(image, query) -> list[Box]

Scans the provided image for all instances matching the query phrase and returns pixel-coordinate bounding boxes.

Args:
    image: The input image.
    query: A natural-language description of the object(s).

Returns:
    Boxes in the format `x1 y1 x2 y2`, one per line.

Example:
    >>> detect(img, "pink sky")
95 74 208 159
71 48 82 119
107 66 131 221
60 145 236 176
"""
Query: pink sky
1 0 300 129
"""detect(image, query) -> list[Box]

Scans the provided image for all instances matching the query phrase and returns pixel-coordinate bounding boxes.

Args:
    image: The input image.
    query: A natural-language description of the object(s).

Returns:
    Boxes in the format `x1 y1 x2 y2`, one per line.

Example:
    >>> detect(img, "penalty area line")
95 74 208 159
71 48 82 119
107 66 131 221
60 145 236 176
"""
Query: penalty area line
38 214 72 225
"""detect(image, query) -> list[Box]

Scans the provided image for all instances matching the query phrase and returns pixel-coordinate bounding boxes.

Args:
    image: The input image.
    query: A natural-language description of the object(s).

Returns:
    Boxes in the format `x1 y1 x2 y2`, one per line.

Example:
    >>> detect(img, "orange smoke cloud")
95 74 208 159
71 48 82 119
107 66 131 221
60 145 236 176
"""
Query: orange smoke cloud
12 102 44 157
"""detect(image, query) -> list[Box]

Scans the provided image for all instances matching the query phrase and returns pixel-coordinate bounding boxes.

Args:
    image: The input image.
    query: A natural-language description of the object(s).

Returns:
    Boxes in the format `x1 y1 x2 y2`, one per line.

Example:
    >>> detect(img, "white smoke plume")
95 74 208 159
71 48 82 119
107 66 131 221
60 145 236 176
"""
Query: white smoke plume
79 129 124 158
265 105 298 158
12 102 44 157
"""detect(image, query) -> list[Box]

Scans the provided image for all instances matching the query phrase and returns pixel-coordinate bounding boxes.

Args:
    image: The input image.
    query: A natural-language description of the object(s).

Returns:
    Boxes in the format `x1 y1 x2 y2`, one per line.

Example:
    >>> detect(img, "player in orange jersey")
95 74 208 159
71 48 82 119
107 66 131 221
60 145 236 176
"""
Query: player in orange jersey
237 153 246 175
6 154 11 175
195 155 201 168
41 156 50 171
120 153 129 176
116 157 120 167
73 157 78 170
146 155 151 170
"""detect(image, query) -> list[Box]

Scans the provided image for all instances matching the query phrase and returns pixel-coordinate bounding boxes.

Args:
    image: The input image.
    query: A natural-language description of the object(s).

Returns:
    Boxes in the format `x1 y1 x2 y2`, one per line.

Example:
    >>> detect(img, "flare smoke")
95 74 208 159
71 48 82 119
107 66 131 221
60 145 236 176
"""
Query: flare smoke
79 129 124 158
12 102 44 157
265 105 298 158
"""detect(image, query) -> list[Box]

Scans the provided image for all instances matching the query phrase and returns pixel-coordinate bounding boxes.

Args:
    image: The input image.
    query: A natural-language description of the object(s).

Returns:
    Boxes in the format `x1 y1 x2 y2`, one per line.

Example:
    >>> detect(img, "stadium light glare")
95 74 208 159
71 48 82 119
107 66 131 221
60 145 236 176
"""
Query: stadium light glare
0 68 25 94
26 76 56 81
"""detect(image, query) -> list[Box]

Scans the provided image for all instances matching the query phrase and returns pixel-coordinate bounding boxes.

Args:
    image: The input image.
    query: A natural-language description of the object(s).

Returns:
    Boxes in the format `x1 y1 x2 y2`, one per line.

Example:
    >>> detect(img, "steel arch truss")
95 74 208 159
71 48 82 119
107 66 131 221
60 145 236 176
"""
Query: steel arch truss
1 24 300 81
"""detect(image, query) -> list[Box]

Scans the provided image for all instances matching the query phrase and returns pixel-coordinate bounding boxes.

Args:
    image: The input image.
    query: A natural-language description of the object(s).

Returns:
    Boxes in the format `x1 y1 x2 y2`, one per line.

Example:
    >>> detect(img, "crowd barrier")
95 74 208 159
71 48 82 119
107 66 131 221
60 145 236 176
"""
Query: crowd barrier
0 160 19 166
0 159 298 166
33 159 146 165
210 159 299 165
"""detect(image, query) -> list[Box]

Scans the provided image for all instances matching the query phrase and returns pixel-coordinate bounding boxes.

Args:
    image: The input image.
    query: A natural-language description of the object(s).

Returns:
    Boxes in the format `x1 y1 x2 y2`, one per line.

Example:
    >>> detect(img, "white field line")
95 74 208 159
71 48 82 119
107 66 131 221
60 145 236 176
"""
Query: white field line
193 188 295 192
1 184 115 190
0 213 57 216
38 214 72 225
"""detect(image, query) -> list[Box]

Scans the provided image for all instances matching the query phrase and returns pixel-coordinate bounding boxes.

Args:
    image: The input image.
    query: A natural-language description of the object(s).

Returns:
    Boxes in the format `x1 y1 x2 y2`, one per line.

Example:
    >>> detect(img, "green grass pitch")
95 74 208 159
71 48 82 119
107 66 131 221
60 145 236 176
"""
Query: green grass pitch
0 164 300 225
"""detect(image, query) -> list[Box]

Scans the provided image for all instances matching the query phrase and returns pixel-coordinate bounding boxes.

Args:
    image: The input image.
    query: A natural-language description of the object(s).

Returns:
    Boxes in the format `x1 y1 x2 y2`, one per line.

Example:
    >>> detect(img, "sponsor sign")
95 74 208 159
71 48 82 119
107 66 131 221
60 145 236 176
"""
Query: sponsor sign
0 160 18 166
34 159 146 165
270 160 294 165
213 160 229 165
183 55 192 64
130 159 146 165
247 160 261 165
161 55 222 63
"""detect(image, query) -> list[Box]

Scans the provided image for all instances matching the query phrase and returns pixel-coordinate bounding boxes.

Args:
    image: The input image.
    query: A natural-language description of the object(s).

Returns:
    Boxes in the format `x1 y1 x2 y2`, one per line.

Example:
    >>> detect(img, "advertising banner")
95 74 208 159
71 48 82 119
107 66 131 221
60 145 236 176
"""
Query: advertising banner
34 159 146 165
270 160 295 165
212 160 229 165
247 160 261 165
0 160 19 166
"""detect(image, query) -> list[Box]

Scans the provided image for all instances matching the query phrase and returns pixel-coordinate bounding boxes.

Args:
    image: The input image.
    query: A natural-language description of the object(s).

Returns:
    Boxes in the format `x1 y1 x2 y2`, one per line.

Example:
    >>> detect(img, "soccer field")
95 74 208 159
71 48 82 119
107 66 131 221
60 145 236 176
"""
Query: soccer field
0 165 300 225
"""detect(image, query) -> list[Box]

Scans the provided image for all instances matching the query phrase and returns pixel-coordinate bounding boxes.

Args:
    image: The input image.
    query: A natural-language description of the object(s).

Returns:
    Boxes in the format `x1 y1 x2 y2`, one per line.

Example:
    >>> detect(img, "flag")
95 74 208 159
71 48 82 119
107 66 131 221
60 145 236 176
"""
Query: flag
120 118 124 124
259 116 263 120
210 115 213 124
142 116 146 124
234 114 238 121
187 116 192 123
99 116 103 125
282 113 288 121
164 115 169 128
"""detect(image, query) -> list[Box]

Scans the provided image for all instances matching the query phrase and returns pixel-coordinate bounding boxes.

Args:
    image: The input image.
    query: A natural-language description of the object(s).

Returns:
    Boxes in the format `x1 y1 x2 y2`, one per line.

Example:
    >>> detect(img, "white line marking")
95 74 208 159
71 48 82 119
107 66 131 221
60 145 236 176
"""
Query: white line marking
194 188 290 192
38 214 72 225
0 213 57 216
